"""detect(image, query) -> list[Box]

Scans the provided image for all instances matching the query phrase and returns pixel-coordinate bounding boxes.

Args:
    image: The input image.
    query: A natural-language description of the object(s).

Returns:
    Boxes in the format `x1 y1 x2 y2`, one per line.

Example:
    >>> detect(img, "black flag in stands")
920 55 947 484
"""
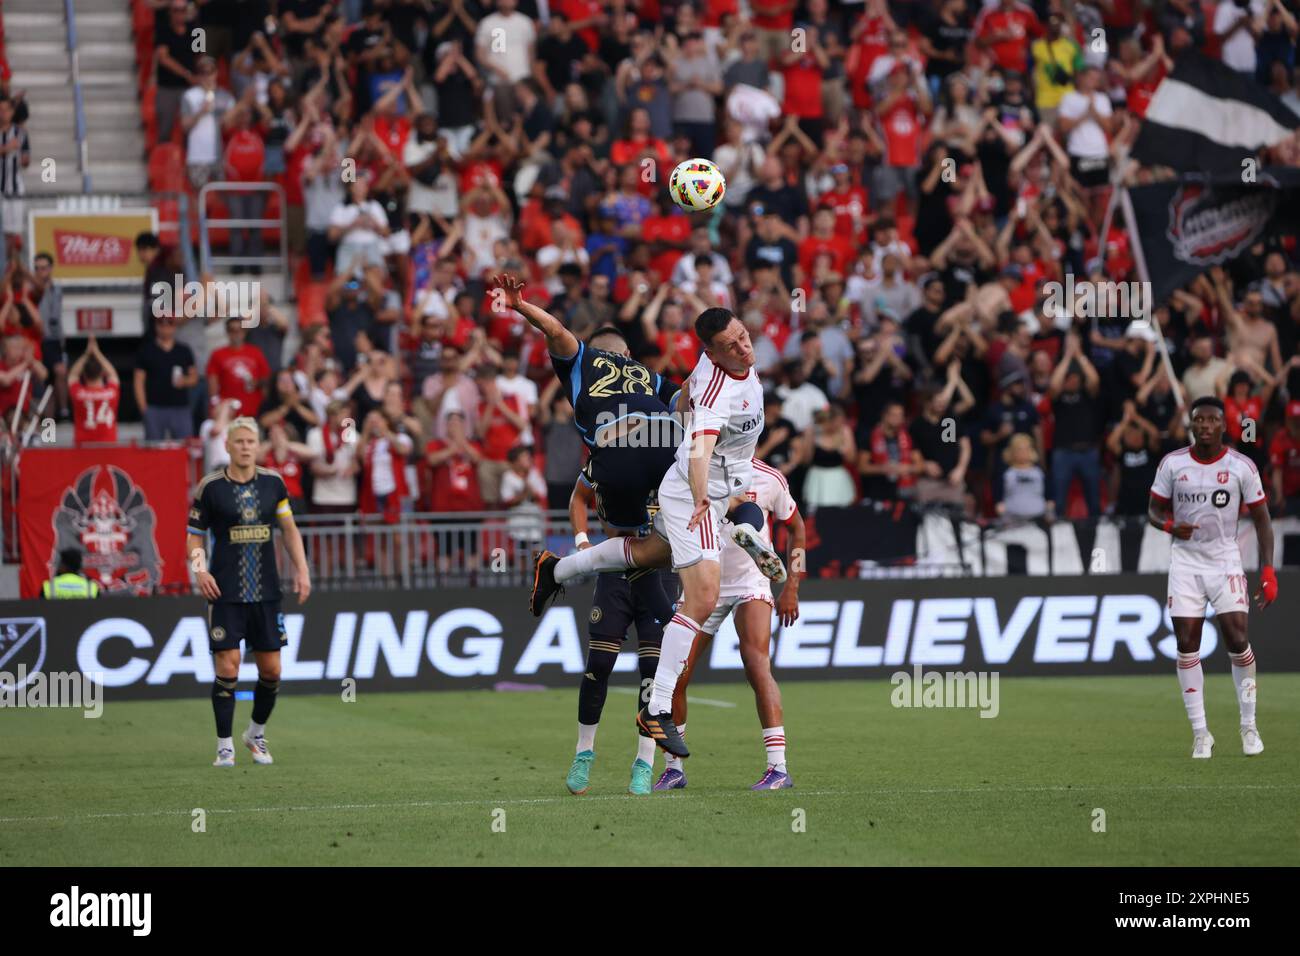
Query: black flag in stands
1131 53 1300 174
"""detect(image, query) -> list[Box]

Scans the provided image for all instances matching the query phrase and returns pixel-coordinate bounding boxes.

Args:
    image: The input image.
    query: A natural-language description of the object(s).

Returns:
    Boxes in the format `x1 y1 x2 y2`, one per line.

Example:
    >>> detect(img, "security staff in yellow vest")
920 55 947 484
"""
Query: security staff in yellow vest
42 549 99 599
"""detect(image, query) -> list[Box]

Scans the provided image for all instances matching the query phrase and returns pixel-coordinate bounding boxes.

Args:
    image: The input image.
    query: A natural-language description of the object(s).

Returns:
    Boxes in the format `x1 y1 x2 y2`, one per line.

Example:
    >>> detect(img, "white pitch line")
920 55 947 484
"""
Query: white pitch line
1 783 1296 826
607 687 736 708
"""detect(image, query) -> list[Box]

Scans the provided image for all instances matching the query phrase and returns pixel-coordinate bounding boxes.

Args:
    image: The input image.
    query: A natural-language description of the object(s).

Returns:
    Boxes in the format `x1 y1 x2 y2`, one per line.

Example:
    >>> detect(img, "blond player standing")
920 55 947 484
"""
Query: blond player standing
532 308 778 757
656 458 805 791
1148 396 1277 760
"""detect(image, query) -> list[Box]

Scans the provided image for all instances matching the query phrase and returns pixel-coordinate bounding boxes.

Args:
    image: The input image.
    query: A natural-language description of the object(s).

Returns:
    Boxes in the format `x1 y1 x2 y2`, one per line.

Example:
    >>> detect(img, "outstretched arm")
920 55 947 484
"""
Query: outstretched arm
493 273 579 358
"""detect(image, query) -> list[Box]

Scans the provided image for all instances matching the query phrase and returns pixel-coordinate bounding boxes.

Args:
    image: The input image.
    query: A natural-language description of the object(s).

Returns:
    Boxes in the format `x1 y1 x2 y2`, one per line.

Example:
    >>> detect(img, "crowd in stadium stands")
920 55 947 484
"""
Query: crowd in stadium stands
2 0 1300 535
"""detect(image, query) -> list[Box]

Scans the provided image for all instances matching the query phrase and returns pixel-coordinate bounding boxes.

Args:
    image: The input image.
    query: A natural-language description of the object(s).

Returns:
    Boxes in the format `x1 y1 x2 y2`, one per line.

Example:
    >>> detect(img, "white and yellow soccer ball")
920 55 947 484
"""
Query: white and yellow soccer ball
668 158 726 212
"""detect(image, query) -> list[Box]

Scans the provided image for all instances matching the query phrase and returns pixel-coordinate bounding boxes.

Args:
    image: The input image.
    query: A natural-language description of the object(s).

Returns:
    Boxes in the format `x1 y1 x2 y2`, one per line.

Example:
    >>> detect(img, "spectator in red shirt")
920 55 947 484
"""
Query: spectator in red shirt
752 0 798 64
0 334 46 432
260 422 312 513
207 317 271 416
223 107 267 272
873 62 932 216
819 163 872 241
426 410 486 512
799 208 856 280
975 0 1042 76
476 365 529 504
1270 402 1300 514
778 27 830 142
67 336 120 445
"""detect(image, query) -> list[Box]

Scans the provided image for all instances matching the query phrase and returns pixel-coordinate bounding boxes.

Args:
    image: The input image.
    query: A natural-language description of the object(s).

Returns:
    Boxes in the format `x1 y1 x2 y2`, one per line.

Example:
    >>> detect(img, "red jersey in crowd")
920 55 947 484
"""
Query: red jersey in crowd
426 439 485 511
70 381 120 444
557 0 603 51
799 233 855 277
1225 394 1264 445
974 3 1042 75
819 184 871 241
224 128 265 182
479 393 528 461
702 0 739 27
781 53 825 118
265 451 305 500
848 16 892 107
880 94 924 167
207 344 270 415
657 328 701 377
750 0 795 30
642 213 692 282
374 114 411 157
1270 423 1300 497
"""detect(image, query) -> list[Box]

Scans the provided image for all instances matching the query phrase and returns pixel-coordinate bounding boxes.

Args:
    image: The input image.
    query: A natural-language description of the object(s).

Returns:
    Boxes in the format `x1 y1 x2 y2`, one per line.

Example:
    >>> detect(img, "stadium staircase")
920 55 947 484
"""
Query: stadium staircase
3 0 146 194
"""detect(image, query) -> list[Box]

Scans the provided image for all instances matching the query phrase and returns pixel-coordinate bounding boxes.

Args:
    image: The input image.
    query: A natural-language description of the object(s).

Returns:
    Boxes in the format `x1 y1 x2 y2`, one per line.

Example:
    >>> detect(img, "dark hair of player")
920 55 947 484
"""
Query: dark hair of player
587 326 625 344
1190 395 1225 416
694 307 737 345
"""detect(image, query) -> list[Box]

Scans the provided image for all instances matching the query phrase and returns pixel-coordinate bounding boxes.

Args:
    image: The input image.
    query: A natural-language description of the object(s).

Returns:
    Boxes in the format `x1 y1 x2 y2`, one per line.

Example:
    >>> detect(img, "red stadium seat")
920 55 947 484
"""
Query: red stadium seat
147 142 185 193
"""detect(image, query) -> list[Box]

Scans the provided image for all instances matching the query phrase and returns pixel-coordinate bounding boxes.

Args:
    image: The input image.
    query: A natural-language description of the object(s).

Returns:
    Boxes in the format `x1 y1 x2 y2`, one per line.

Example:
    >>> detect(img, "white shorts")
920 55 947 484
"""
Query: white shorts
1 197 24 236
1168 566 1250 618
700 588 774 636
653 469 726 570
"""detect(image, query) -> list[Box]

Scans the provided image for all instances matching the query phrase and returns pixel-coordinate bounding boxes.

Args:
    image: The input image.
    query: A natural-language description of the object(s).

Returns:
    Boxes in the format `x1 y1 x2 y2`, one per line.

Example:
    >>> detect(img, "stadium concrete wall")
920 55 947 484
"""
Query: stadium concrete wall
2 573 1298 700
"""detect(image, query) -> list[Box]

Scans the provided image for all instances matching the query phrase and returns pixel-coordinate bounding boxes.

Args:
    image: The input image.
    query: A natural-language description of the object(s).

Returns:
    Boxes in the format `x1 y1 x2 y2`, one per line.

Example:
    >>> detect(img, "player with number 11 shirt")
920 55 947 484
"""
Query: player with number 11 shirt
1148 396 1276 760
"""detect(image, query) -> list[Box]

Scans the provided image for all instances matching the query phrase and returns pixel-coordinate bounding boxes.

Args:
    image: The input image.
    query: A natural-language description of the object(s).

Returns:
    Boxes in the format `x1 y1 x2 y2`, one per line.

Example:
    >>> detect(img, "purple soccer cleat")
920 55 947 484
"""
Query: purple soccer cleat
751 767 793 791
653 767 687 791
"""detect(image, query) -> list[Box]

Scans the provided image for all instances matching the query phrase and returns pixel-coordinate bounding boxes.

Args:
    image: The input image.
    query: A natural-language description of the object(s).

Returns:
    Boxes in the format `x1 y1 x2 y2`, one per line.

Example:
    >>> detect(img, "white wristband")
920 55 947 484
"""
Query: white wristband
574 532 589 547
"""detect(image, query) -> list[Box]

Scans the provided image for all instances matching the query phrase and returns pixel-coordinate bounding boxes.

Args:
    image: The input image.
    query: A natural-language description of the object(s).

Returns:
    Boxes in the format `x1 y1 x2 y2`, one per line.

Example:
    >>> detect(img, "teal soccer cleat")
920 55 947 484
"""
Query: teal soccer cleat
628 758 654 795
567 750 595 794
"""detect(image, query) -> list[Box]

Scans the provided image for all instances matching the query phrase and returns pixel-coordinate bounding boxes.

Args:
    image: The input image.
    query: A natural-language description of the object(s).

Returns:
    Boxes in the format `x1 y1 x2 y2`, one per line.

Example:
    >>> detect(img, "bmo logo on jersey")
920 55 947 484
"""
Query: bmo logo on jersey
1211 489 1231 508
739 415 763 433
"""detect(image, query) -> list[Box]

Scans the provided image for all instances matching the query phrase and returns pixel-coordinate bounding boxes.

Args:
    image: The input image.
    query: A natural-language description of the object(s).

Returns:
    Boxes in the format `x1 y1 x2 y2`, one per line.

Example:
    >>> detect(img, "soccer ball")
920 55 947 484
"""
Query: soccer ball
669 158 726 212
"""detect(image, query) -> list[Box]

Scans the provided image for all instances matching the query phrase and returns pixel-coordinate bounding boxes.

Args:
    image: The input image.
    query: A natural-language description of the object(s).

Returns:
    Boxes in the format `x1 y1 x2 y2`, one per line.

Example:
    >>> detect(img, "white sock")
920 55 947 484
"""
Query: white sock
636 735 656 765
650 614 699 714
763 725 787 772
1177 653 1207 733
555 536 634 583
247 721 266 738
577 722 597 753
1229 645 1257 727
664 723 686 770
217 736 233 752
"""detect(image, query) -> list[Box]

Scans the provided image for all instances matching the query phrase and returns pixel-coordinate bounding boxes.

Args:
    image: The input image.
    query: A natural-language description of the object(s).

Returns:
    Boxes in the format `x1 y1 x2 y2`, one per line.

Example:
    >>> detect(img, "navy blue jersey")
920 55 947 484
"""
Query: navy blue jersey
188 467 292 604
551 342 682 449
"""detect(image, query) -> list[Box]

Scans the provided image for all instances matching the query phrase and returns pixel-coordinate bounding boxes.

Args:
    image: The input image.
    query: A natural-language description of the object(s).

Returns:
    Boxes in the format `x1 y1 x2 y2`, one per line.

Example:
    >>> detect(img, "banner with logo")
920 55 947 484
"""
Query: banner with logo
27 209 158 284
1126 170 1300 306
3 573 1297 700
17 447 191 599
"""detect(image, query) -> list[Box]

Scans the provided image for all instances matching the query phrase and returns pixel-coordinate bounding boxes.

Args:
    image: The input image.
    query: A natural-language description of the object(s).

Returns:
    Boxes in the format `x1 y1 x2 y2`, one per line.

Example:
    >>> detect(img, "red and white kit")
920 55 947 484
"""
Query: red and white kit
700 459 797 635
1150 447 1266 617
654 351 765 569
70 381 120 444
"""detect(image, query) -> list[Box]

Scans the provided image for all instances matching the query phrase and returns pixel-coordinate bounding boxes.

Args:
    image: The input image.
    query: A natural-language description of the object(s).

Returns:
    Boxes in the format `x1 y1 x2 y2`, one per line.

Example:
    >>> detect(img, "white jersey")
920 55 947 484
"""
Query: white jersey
675 351 765 500
1150 446 1266 573
720 459 798 595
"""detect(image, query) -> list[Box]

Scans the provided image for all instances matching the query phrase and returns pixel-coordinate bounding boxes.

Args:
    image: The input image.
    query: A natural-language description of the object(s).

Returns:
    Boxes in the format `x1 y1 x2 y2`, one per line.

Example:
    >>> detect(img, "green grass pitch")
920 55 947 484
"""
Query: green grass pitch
3 675 1298 866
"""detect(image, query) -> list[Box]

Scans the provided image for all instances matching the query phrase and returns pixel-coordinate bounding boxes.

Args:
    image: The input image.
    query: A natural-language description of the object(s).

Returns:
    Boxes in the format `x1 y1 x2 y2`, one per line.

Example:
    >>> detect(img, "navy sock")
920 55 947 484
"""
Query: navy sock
251 677 279 725
212 676 237 738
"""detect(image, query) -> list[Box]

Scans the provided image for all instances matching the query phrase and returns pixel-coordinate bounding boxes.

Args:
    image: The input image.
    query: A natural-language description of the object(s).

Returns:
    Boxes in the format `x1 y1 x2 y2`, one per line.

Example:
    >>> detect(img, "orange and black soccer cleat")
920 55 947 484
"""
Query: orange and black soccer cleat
530 550 564 617
637 705 689 758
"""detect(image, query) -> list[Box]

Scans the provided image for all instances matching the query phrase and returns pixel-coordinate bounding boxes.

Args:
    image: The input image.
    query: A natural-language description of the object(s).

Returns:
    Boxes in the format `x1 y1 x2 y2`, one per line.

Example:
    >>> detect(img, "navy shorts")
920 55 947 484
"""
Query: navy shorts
209 601 287 653
584 443 676 532
588 571 671 644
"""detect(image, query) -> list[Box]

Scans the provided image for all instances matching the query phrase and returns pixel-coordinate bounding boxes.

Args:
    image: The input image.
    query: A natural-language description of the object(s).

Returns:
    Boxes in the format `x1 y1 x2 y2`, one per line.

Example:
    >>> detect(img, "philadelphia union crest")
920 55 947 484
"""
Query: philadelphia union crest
50 466 162 595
